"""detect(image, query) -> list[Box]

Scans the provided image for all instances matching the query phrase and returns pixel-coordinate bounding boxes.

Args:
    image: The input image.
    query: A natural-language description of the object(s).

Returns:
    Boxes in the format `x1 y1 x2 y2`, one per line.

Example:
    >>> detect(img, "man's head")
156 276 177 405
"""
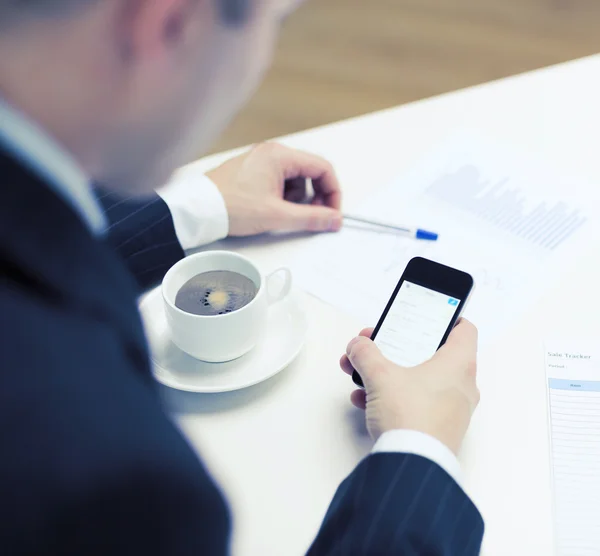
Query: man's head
0 0 304 194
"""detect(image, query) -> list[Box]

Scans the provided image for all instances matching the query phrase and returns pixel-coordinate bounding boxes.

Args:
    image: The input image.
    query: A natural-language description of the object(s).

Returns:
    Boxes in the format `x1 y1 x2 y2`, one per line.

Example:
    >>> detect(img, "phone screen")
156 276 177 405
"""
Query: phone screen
374 280 462 367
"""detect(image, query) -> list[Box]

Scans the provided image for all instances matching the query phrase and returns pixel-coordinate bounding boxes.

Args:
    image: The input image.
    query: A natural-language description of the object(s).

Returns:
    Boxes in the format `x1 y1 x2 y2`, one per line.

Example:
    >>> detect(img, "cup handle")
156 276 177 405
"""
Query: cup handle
266 267 293 306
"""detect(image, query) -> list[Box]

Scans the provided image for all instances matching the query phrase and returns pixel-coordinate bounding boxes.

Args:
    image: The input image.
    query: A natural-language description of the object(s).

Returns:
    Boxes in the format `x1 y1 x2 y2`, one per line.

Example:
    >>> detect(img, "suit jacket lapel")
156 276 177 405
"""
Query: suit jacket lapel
0 149 153 384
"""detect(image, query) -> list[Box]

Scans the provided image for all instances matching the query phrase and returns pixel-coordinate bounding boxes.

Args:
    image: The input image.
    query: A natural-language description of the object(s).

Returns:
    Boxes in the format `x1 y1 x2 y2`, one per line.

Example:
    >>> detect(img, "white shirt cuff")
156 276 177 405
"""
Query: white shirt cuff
371 430 462 486
157 164 229 250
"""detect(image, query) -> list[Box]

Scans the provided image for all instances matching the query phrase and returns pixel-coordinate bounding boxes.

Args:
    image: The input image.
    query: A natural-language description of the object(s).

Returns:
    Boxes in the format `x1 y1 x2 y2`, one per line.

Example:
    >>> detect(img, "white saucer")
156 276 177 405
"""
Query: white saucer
139 287 307 393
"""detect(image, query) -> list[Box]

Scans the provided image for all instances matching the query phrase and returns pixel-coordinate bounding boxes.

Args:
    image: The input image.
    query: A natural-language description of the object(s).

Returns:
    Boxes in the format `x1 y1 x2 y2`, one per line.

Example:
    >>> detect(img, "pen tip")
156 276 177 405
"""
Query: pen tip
416 230 439 241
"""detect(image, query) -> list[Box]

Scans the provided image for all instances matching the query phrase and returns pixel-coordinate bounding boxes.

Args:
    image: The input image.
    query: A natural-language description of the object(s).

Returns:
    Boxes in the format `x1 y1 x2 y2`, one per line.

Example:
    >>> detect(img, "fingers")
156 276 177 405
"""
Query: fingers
255 143 342 232
433 319 478 380
345 336 387 385
340 354 354 376
340 329 374 376
278 202 343 233
439 319 478 359
350 389 367 410
265 143 342 210
450 318 478 345
342 333 371 408
312 175 342 211
359 327 375 338
284 177 308 204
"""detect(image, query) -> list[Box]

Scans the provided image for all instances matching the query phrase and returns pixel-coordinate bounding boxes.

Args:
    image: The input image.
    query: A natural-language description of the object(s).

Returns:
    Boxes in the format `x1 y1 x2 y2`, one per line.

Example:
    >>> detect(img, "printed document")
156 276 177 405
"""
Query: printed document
289 132 600 345
545 343 600 556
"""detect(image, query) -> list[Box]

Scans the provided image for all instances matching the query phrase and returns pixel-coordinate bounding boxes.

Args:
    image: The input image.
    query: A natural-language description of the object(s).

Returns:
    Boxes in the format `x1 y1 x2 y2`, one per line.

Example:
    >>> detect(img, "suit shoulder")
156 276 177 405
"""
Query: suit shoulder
0 280 194 472
0 282 229 551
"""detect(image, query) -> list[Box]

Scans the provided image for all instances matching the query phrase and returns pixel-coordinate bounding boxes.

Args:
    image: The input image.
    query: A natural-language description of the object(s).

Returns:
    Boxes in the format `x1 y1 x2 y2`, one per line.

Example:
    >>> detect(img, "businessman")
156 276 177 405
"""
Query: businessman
0 1 484 555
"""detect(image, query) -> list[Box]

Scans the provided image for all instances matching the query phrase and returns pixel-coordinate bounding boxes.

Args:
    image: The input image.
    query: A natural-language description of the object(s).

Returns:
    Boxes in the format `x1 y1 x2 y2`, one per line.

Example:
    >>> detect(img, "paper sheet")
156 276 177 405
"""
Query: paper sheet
288 132 600 345
545 343 600 555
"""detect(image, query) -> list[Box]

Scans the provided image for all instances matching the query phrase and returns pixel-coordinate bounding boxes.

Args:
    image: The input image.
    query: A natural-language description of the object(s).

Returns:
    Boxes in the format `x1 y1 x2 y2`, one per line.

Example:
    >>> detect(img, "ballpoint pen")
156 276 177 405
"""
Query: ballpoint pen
344 214 439 241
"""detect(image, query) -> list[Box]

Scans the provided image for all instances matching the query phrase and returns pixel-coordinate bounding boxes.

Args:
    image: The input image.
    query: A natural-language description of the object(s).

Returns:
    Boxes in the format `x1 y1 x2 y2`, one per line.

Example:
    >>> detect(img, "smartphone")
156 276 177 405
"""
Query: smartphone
352 257 474 388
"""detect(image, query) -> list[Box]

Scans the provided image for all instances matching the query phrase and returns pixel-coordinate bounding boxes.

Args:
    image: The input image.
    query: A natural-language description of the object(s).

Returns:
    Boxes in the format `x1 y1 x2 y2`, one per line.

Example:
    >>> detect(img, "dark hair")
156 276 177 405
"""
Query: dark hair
0 0 250 26
0 0 95 18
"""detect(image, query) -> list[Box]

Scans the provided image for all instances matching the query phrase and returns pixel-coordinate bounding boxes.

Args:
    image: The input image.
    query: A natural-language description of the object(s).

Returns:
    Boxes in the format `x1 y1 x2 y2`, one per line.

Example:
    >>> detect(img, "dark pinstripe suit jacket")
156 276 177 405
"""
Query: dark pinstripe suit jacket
0 147 484 555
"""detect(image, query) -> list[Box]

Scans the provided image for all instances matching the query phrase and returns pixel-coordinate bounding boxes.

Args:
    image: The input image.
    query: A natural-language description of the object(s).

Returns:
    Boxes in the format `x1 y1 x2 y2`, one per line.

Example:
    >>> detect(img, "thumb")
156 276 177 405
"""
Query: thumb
433 319 478 368
279 202 342 233
346 336 388 386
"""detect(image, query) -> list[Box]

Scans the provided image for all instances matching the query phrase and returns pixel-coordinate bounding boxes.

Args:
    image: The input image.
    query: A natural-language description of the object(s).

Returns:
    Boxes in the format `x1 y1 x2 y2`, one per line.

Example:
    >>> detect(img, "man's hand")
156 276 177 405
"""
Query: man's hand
340 320 479 455
206 143 342 237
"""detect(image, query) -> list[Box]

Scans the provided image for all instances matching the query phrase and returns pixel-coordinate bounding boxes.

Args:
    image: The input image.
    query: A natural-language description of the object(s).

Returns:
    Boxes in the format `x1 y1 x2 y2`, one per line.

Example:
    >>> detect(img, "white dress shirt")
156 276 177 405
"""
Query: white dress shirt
0 96 462 486
157 162 229 249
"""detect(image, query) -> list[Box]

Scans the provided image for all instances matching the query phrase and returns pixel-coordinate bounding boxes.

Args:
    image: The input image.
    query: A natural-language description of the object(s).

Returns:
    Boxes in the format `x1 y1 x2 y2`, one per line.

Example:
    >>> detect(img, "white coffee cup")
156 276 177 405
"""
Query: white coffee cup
162 251 292 363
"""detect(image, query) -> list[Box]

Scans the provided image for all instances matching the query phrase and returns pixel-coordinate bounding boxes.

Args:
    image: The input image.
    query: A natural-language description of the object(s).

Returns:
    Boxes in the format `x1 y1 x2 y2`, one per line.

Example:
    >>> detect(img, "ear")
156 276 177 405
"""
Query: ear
121 0 208 62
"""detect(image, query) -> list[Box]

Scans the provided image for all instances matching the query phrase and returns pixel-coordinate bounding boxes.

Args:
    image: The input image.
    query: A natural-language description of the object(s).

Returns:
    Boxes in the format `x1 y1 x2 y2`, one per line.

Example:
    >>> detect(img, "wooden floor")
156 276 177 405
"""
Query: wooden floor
211 0 600 153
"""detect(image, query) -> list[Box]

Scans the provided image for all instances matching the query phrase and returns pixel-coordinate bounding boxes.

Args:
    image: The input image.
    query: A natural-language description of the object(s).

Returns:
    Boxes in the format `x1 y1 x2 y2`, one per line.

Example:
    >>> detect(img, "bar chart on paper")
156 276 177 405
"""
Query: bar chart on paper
426 165 587 251
288 133 600 345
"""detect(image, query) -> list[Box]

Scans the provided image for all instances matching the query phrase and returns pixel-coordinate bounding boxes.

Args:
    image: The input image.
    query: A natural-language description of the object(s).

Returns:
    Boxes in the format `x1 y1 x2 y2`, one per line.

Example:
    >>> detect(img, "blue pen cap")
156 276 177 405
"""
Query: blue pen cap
416 229 439 241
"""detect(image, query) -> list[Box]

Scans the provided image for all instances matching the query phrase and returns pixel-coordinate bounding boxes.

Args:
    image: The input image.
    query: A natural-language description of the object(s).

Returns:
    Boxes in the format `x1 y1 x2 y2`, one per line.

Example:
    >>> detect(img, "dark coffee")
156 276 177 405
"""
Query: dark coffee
175 270 258 316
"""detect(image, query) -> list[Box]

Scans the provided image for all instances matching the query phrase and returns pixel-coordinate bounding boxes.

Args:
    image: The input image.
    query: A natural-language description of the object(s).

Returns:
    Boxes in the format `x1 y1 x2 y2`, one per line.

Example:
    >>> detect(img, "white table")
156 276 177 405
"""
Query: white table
161 55 600 555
